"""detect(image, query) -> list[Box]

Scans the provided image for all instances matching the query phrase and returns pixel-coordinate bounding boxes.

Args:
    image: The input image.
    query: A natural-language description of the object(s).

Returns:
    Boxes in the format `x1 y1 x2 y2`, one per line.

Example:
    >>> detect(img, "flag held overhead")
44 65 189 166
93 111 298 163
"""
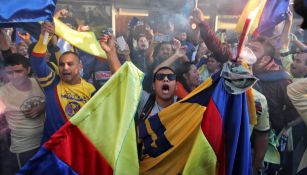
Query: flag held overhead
0 0 57 23
18 62 143 175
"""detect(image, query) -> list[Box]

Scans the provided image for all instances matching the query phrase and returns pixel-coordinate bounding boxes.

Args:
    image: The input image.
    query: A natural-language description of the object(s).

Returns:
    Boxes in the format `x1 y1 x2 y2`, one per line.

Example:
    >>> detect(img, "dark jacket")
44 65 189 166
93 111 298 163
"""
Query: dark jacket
254 60 300 131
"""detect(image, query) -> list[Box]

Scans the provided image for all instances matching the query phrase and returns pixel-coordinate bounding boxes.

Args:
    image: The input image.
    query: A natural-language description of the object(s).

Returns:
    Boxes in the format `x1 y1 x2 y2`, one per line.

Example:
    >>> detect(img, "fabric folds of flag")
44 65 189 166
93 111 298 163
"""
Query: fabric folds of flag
235 0 290 36
235 0 267 34
54 18 107 58
138 71 252 175
256 0 290 35
18 62 143 175
0 0 56 23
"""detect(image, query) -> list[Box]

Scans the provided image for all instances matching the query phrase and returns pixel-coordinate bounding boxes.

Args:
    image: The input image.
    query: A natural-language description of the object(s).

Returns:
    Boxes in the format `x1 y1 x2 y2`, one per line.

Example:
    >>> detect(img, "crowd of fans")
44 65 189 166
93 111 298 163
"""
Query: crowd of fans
0 4 307 175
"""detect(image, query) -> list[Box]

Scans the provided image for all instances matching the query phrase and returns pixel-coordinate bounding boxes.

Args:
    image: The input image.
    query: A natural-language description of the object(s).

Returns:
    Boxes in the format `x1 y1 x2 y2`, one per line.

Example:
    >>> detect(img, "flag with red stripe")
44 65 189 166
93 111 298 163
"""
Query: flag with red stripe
138 72 252 175
18 62 143 175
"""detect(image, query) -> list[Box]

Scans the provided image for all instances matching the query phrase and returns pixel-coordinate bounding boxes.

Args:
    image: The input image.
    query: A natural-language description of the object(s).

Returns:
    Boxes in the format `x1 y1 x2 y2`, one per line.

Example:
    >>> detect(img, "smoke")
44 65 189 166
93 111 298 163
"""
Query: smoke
147 0 195 34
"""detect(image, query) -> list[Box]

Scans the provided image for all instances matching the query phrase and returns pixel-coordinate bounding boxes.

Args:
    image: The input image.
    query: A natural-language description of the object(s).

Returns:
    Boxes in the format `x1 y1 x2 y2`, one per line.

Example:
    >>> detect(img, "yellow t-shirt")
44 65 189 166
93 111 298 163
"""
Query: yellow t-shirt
57 79 95 119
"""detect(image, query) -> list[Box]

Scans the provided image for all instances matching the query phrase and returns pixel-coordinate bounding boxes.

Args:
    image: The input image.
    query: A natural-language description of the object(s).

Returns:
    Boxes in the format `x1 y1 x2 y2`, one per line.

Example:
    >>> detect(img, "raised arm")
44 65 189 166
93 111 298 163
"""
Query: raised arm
280 11 293 50
100 33 121 73
153 39 187 73
0 29 12 57
292 34 307 51
31 21 58 88
145 29 156 66
279 11 293 72
191 8 231 64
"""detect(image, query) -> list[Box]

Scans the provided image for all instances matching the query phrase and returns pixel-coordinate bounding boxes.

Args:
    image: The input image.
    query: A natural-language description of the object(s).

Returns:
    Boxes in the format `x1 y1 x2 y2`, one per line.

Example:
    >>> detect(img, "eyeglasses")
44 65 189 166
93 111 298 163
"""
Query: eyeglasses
155 73 176 81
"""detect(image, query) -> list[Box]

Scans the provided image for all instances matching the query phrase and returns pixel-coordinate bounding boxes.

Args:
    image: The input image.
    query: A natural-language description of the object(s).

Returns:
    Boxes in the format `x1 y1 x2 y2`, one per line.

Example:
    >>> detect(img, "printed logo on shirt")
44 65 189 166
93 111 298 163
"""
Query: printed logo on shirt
61 92 88 103
20 96 45 113
255 100 262 116
60 92 89 117
65 101 81 117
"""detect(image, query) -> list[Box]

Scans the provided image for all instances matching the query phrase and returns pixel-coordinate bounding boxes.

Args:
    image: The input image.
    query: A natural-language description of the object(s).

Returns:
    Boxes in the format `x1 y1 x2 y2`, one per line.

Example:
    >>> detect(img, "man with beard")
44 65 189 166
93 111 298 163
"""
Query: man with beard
248 37 300 175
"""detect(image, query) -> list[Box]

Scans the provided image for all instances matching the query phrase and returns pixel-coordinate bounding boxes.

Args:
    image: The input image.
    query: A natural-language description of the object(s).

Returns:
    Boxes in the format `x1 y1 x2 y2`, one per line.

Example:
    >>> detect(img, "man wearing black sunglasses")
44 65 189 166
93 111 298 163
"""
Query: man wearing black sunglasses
137 66 178 121
136 66 178 160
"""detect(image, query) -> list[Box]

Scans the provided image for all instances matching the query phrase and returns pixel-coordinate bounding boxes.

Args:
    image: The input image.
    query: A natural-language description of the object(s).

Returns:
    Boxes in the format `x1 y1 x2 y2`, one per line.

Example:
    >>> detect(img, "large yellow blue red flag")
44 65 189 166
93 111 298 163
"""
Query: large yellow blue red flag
18 62 143 175
138 72 252 175
235 0 290 36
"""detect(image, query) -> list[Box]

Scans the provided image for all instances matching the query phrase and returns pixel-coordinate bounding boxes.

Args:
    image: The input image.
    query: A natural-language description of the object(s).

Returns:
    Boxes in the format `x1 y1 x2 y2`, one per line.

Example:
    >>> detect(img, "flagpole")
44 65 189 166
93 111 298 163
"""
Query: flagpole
191 0 199 30
235 19 251 62
235 3 262 62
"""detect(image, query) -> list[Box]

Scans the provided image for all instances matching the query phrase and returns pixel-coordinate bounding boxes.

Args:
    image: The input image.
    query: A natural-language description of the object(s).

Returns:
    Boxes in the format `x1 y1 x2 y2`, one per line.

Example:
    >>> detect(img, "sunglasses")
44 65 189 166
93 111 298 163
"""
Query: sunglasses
155 73 176 81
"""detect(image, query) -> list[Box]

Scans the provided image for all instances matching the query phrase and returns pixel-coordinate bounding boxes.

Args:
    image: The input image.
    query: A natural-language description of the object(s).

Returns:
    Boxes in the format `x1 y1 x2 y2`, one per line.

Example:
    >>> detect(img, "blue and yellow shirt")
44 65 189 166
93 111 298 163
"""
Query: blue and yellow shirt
31 35 95 143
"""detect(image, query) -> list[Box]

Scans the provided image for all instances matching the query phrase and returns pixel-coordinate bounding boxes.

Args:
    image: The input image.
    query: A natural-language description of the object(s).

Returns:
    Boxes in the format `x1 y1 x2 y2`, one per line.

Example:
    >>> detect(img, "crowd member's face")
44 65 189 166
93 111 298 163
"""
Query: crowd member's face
184 65 199 89
197 42 208 56
179 32 187 41
249 41 268 71
207 57 221 74
153 69 177 101
158 43 173 60
5 64 30 87
137 36 148 50
58 53 81 84
291 52 307 78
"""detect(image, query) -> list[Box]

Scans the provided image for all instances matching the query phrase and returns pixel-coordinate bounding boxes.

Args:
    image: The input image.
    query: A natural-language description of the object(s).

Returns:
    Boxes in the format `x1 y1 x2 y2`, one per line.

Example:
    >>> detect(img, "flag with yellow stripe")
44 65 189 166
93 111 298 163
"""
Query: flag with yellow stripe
54 18 107 59
18 62 143 175
138 71 252 175
235 0 267 34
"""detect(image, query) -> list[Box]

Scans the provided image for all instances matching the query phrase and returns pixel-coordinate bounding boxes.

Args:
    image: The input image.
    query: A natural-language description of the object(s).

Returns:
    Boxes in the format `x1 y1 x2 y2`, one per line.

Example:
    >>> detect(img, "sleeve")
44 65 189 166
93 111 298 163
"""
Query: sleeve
279 48 293 73
198 21 232 64
253 89 270 132
287 78 307 124
280 79 300 125
30 35 57 88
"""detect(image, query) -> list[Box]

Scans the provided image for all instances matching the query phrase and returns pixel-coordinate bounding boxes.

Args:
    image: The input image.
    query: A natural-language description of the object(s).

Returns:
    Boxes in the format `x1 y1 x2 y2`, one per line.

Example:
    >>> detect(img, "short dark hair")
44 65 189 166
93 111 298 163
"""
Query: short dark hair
175 62 195 91
4 53 30 68
153 66 176 82
137 34 146 41
59 51 80 62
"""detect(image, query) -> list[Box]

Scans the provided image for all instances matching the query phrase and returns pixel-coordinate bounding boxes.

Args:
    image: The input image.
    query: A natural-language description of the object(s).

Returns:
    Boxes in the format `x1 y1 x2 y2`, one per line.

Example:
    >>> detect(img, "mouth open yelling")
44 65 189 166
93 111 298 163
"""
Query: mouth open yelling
162 84 170 94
